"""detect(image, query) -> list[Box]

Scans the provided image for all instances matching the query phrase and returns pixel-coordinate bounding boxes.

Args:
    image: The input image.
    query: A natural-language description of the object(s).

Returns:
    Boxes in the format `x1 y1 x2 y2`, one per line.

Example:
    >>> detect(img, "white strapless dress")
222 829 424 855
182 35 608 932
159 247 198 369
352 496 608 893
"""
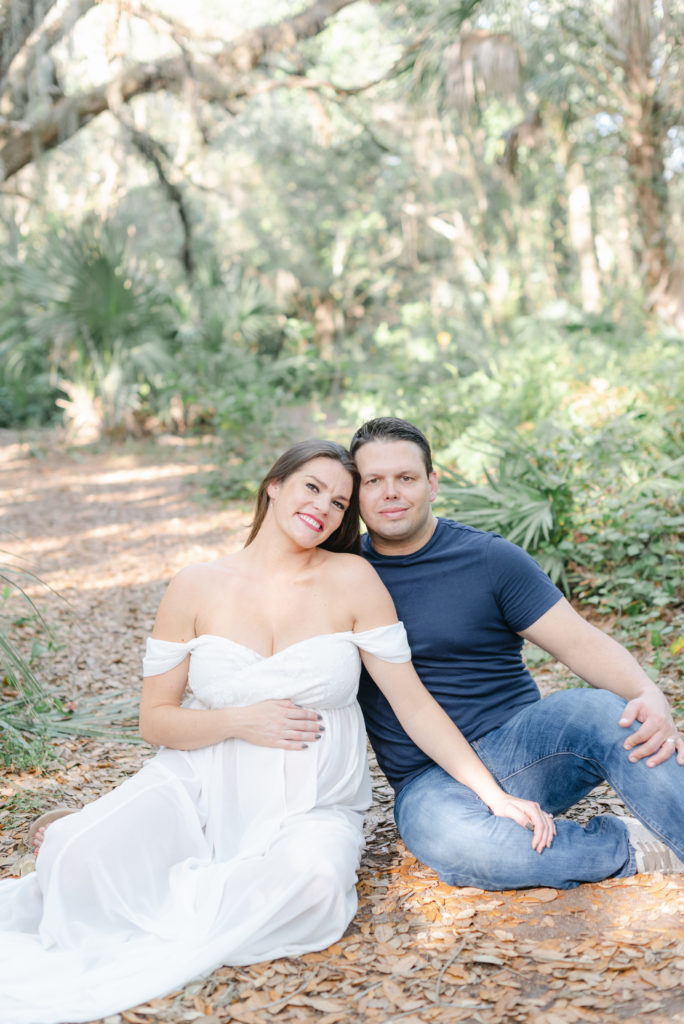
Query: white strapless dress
0 624 410 1024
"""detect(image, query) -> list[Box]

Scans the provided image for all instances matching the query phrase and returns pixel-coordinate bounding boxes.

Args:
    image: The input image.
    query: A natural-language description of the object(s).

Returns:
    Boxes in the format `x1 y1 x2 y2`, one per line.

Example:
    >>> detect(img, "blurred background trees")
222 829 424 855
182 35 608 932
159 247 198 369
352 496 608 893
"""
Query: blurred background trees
1 0 682 639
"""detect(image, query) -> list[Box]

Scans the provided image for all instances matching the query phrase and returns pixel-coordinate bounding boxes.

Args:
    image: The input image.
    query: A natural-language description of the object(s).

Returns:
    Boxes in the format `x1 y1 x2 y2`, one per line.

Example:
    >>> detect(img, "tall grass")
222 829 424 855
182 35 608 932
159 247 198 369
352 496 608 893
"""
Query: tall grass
0 561 140 769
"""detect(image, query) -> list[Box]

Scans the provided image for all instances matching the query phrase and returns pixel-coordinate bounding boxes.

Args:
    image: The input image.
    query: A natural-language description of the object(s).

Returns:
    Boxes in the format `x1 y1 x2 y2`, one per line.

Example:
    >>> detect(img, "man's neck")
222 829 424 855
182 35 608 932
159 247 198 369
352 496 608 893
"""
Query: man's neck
367 515 438 557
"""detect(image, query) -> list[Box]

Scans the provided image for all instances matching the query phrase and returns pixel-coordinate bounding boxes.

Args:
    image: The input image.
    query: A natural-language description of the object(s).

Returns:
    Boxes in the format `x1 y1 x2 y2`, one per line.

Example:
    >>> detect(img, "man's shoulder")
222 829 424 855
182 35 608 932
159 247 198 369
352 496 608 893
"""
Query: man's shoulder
433 518 505 555
435 521 549 578
437 517 495 539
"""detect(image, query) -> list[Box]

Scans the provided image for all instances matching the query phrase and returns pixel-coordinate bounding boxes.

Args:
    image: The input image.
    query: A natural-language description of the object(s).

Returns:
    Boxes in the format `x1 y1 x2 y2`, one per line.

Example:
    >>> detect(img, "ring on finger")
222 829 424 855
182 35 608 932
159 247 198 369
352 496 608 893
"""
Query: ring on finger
664 736 677 744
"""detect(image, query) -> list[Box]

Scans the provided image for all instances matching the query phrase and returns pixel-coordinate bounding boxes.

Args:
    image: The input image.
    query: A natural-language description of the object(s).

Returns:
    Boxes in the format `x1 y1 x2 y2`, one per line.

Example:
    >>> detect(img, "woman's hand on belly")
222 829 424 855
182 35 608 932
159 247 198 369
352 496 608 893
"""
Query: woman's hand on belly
233 699 324 749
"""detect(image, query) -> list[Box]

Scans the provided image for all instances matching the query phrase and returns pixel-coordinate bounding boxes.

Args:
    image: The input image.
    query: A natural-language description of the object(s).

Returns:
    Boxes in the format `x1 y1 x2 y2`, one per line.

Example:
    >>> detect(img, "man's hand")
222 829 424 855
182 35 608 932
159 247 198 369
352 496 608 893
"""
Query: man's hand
487 793 557 853
234 699 324 749
619 692 684 767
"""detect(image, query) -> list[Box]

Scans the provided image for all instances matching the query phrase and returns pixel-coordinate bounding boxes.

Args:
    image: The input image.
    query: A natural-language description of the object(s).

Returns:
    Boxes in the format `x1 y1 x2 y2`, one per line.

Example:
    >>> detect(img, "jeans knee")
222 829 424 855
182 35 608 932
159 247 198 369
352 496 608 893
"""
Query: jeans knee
395 773 487 879
550 688 628 747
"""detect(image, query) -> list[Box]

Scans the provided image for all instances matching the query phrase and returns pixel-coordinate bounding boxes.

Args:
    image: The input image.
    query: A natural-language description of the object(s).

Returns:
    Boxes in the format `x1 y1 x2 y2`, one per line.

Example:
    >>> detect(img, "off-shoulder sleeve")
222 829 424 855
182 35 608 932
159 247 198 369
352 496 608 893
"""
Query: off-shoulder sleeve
142 637 194 677
350 622 411 663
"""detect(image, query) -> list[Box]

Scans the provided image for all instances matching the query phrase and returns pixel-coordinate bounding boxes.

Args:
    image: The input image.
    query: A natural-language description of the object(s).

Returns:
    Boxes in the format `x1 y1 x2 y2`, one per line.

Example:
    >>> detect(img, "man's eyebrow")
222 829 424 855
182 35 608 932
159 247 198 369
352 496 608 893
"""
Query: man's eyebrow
361 468 414 477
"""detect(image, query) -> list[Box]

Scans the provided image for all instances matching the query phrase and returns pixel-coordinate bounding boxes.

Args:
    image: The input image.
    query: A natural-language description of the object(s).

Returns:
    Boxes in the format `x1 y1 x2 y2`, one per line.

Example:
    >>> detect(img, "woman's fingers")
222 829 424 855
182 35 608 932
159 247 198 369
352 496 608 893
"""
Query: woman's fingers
277 701 324 743
279 701 323 725
249 700 324 748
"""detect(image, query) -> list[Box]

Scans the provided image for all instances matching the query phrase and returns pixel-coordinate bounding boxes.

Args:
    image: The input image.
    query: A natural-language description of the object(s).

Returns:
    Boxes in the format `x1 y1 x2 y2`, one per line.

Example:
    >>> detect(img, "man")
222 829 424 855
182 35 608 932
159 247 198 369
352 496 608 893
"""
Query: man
351 416 684 890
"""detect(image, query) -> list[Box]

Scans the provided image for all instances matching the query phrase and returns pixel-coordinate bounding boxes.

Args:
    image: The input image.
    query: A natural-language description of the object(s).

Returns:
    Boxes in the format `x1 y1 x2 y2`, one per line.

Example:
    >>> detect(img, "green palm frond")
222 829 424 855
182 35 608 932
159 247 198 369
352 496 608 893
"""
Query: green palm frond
0 556 140 768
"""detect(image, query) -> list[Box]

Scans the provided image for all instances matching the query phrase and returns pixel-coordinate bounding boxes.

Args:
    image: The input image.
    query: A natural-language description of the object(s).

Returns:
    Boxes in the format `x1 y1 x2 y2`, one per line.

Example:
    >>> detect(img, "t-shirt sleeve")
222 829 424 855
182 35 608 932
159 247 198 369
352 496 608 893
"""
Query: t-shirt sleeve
485 535 562 632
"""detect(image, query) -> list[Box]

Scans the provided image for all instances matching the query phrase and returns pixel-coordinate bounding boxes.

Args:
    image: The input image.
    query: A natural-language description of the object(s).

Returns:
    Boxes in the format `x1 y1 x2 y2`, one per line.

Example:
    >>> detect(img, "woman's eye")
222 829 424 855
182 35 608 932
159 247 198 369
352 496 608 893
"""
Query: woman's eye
306 482 318 492
333 501 346 511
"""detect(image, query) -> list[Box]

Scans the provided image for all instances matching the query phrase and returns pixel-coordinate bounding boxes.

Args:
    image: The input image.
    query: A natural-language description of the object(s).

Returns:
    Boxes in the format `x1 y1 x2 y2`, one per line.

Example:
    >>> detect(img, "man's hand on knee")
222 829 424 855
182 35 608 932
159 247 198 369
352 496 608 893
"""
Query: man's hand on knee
487 794 556 853
619 694 684 767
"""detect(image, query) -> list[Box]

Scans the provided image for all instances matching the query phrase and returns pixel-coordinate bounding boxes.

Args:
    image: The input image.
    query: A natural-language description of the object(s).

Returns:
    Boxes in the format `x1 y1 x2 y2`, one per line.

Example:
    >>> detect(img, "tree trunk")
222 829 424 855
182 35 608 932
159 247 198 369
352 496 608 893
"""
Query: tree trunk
567 160 601 313
613 183 635 282
0 0 59 87
614 0 669 289
623 95 668 289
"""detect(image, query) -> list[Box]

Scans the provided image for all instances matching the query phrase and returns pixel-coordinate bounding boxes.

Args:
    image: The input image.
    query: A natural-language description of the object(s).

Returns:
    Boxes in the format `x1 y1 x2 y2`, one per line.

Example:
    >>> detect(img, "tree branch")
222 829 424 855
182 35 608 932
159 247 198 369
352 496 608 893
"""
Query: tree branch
0 0 60 86
2 0 97 103
0 0 363 181
120 118 195 280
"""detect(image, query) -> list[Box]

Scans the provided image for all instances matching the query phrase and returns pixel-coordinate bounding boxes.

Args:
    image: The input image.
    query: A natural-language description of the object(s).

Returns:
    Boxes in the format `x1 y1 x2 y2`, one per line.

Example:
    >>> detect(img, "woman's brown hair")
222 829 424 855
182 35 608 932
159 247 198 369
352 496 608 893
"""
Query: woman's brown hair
244 440 361 555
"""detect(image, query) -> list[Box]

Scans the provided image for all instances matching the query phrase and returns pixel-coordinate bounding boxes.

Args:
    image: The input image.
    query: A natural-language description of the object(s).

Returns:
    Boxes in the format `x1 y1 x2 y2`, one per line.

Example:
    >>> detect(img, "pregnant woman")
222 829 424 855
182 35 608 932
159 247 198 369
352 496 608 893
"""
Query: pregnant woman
0 440 553 1024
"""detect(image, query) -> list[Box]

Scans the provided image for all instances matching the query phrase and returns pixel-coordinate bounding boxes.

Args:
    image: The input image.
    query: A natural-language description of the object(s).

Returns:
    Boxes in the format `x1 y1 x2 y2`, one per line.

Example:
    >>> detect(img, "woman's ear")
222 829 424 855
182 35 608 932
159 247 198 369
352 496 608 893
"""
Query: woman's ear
266 480 281 502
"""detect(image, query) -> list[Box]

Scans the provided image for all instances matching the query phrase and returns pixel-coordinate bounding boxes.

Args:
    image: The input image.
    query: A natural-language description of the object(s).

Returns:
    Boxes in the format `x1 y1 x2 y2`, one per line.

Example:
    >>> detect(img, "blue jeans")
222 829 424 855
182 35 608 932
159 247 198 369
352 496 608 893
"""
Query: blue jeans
394 689 684 890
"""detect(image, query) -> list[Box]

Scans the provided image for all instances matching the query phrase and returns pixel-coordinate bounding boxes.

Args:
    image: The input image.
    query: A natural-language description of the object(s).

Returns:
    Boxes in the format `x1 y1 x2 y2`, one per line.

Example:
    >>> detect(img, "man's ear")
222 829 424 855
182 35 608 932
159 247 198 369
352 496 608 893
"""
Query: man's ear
428 471 438 503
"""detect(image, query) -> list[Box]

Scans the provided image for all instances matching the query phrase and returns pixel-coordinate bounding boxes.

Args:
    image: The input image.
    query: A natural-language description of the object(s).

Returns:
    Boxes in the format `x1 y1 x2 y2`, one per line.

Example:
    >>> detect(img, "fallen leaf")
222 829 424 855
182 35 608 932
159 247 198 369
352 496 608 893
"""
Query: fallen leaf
295 996 348 1011
519 888 559 902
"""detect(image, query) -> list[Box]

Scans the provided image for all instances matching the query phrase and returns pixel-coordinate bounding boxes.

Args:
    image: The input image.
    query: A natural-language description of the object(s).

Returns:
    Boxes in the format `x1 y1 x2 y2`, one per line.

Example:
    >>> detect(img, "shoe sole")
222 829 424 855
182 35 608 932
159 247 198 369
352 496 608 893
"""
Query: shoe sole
27 807 80 848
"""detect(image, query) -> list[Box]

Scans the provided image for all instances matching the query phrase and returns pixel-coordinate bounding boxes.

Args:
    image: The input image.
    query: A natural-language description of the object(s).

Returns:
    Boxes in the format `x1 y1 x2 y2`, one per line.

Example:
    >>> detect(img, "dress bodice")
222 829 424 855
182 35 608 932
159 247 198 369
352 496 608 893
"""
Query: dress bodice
143 623 410 710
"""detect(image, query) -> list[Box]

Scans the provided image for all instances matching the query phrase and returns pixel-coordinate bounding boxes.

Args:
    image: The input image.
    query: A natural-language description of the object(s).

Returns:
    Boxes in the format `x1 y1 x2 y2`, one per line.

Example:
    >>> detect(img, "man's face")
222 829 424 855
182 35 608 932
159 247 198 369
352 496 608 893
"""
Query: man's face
355 440 438 555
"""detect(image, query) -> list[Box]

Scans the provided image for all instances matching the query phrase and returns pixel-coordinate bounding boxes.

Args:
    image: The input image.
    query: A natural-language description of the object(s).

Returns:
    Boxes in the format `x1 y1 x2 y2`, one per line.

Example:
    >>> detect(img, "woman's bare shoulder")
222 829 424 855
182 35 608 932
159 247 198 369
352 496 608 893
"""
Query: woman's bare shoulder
322 551 386 591
163 555 245 599
322 551 398 629
153 556 246 639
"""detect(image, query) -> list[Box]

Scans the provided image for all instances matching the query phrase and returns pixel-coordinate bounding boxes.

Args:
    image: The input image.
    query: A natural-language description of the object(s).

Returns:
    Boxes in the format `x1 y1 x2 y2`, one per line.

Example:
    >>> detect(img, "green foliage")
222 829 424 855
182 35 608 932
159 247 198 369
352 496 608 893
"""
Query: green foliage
647 626 684 690
164 268 297 436
435 410 684 622
0 220 178 434
435 433 574 588
0 559 139 770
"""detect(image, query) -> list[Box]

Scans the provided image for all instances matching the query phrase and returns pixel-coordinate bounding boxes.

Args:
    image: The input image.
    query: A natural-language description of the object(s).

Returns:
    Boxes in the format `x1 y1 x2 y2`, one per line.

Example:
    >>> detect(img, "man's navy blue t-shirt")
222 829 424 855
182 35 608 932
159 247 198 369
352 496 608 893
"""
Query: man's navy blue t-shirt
359 518 562 794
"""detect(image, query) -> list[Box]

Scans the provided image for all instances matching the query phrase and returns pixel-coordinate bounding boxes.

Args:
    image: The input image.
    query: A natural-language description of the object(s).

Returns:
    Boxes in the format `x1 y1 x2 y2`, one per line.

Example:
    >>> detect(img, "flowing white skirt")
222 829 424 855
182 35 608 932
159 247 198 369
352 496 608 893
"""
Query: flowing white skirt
0 712 368 1024
0 624 411 1024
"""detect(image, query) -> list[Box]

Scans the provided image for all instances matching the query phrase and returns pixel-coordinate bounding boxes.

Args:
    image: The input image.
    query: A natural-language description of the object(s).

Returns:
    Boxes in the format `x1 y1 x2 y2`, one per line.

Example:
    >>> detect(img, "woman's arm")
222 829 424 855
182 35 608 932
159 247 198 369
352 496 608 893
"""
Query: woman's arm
139 668 322 750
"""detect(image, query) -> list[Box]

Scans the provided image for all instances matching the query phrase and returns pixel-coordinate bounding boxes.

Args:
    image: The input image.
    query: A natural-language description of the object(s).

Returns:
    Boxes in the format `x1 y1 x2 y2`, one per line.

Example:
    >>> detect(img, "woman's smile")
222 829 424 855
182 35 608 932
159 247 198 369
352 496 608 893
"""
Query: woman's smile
297 512 324 532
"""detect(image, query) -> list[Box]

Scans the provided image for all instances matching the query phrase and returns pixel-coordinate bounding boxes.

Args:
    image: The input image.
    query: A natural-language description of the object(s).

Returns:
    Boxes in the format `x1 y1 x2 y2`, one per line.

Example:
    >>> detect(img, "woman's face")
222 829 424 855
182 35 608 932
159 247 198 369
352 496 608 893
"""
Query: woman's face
267 457 353 547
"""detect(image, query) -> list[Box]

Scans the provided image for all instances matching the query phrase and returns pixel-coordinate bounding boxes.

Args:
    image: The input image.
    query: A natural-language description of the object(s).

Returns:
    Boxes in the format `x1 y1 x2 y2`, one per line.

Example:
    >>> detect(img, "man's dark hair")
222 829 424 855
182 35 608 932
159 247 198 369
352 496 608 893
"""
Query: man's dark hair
350 417 433 475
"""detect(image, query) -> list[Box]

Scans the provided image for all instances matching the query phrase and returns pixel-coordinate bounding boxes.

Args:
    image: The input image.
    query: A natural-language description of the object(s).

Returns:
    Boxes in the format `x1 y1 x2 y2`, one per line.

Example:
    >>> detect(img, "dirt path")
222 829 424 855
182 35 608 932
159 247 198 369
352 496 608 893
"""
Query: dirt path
1 432 683 1024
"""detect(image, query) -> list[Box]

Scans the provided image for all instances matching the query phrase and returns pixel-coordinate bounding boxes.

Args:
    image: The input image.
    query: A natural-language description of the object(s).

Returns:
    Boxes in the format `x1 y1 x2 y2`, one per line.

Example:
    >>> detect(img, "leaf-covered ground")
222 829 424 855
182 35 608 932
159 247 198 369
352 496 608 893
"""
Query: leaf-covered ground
1 431 683 1024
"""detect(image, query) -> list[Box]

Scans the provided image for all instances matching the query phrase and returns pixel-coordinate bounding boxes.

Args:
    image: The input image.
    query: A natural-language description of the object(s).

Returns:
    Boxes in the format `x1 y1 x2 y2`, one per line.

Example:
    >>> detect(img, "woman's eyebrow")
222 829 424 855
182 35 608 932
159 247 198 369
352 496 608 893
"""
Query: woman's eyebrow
306 475 351 502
